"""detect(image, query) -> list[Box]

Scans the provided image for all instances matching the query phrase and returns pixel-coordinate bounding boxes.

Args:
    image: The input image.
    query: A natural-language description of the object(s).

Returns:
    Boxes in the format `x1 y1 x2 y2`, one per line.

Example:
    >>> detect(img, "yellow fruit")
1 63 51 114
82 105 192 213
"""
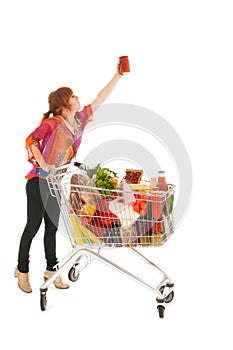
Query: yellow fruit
111 178 118 188
84 204 96 216
88 204 96 216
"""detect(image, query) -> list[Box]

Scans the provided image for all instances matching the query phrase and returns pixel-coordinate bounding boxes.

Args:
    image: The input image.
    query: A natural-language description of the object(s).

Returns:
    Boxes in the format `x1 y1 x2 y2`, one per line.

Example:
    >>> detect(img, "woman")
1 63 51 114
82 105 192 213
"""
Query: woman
15 60 127 293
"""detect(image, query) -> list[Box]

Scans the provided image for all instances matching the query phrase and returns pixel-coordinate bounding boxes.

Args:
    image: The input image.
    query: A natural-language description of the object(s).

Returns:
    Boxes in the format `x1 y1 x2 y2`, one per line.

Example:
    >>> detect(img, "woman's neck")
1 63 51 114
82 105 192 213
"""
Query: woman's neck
61 109 75 120
60 109 79 134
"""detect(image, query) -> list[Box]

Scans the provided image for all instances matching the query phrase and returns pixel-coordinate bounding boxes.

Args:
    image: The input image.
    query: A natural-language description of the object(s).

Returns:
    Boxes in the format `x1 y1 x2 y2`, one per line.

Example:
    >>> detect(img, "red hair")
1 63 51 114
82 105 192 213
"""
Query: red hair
42 87 73 121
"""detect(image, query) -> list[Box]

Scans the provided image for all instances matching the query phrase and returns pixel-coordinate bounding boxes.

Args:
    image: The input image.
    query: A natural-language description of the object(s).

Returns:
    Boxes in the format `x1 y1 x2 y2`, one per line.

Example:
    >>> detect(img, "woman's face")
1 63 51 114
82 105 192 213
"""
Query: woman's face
68 94 81 112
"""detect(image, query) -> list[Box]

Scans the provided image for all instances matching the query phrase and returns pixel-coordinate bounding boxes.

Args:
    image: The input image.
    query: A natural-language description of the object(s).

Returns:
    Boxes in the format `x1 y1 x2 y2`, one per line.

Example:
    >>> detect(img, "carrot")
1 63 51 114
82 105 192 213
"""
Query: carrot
134 204 140 213
140 201 147 209
139 208 147 216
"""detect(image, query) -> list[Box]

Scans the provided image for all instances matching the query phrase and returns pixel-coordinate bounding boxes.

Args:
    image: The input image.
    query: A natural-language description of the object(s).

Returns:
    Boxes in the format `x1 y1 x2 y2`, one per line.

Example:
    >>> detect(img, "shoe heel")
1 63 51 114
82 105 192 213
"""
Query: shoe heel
44 277 48 282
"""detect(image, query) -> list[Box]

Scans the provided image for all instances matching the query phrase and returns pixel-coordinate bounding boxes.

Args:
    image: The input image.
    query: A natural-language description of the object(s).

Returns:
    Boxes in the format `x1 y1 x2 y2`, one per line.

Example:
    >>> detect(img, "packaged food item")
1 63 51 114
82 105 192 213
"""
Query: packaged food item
151 221 163 233
157 170 168 191
129 183 150 193
150 177 157 190
119 56 130 74
83 203 96 216
69 172 94 214
103 222 122 247
135 218 152 237
139 235 151 247
156 171 171 216
124 169 143 184
151 187 162 219
120 226 137 246
168 185 174 213
92 197 119 229
150 233 163 246
135 203 153 246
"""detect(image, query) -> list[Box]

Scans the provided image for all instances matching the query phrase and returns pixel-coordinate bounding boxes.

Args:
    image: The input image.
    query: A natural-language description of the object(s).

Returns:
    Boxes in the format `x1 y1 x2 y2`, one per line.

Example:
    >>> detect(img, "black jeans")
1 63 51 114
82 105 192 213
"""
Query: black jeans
17 177 60 273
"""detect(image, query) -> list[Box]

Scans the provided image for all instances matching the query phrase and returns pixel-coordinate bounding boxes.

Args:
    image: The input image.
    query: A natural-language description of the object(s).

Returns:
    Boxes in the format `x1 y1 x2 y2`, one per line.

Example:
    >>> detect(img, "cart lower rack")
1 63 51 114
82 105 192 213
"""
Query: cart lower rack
40 165 175 318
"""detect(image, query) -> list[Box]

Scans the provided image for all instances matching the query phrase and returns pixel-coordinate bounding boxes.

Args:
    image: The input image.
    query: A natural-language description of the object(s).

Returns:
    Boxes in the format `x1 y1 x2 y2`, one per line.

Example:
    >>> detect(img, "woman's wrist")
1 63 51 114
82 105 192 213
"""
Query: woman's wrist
41 163 55 174
42 164 49 172
40 159 47 169
116 71 123 78
40 160 51 172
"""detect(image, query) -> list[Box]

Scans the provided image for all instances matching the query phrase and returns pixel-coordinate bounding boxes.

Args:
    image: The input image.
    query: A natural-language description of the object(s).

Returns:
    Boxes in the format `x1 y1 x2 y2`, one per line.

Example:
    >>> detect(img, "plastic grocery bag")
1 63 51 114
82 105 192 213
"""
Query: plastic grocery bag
109 200 140 229
109 179 139 229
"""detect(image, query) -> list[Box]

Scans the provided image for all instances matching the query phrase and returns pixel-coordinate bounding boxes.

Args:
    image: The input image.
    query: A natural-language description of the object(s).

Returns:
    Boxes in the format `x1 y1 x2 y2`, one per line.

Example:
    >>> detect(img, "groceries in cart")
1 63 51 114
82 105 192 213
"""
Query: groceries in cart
68 164 175 248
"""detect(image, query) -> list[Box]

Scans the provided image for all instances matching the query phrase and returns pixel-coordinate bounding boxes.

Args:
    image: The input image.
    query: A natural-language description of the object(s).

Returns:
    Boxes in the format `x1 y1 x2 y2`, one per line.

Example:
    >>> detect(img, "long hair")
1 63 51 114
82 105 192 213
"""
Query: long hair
42 87 73 121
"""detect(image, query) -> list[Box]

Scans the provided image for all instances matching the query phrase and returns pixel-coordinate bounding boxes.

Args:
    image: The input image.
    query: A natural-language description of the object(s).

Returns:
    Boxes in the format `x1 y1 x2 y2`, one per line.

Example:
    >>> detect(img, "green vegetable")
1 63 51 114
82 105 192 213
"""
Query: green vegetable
94 167 117 197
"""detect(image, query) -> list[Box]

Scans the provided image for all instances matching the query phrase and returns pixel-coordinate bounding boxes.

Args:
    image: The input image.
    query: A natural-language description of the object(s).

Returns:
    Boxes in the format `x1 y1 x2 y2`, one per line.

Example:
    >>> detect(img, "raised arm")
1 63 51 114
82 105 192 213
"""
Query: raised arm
90 67 124 112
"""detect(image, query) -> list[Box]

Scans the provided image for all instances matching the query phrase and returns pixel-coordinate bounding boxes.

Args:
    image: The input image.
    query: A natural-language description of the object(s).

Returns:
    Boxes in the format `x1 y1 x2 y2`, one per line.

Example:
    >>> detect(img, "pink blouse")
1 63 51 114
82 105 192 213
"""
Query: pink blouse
25 105 93 179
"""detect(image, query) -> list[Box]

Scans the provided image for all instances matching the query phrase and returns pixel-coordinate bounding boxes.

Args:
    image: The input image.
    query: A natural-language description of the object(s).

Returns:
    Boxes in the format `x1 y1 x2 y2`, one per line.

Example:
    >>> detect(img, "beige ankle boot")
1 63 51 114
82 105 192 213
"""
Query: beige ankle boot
14 267 32 293
44 270 70 289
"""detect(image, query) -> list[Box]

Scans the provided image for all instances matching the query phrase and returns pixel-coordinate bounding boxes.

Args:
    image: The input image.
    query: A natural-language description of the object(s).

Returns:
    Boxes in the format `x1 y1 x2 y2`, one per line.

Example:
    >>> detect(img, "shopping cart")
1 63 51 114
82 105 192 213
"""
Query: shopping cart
40 164 175 318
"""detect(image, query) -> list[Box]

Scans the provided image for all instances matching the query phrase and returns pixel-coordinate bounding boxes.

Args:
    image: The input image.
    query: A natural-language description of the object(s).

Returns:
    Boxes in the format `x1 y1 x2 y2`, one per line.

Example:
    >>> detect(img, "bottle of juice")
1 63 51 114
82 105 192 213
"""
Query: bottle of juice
157 170 168 191
151 186 162 219
157 171 169 215
151 186 163 246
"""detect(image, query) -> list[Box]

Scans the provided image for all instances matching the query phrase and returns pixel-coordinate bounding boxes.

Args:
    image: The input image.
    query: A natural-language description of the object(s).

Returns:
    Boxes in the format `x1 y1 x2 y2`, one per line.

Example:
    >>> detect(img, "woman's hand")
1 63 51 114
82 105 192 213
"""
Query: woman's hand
30 144 56 175
42 163 56 175
117 62 123 76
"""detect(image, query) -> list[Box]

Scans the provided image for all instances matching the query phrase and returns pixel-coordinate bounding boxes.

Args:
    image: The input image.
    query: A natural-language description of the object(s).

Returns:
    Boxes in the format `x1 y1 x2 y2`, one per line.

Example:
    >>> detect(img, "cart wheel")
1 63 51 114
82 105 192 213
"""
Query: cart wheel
40 290 47 311
159 286 174 303
157 305 165 318
68 267 80 282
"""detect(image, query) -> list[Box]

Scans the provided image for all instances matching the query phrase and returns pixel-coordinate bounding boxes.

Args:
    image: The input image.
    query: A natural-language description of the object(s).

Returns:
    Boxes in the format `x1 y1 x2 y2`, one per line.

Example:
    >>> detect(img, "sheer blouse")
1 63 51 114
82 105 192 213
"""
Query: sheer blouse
25 105 93 179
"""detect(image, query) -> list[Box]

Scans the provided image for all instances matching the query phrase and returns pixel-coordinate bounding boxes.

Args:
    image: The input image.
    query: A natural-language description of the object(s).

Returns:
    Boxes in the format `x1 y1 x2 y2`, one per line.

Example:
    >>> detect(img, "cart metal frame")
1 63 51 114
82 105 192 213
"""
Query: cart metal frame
40 165 175 318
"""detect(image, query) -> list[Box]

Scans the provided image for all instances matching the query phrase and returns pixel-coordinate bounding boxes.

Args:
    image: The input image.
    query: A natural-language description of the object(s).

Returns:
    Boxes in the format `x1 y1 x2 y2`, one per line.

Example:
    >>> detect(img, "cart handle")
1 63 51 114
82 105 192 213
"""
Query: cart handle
36 162 81 178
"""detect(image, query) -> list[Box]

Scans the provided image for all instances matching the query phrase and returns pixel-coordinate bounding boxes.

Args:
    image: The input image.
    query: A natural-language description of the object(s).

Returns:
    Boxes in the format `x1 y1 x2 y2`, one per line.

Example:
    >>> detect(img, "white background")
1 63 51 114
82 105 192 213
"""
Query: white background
0 0 232 349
